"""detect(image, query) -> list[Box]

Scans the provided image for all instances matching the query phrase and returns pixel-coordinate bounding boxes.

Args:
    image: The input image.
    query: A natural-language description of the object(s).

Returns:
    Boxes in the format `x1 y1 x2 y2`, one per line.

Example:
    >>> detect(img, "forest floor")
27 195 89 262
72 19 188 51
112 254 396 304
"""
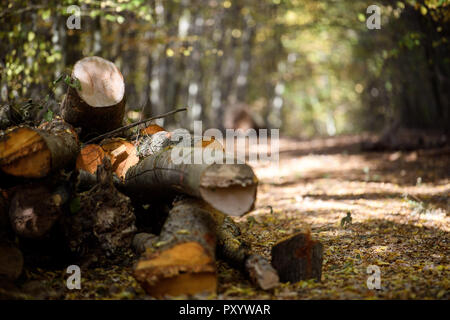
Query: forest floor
11 135 449 300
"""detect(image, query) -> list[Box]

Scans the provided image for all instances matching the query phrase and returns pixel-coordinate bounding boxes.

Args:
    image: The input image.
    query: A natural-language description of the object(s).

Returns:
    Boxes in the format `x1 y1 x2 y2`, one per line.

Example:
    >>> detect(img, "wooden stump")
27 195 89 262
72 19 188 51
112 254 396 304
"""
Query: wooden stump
61 56 126 137
271 232 323 283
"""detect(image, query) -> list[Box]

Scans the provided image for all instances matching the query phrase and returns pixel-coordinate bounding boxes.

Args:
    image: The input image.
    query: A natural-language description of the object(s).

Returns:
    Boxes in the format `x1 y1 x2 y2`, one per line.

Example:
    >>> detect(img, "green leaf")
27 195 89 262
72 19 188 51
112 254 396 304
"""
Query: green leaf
43 108 53 122
53 74 64 86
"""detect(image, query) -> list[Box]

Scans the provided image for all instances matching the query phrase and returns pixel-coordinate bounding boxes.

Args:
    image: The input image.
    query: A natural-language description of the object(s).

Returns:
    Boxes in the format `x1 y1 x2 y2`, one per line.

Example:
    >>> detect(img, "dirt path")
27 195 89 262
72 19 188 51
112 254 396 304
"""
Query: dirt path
218 136 449 299
11 135 449 300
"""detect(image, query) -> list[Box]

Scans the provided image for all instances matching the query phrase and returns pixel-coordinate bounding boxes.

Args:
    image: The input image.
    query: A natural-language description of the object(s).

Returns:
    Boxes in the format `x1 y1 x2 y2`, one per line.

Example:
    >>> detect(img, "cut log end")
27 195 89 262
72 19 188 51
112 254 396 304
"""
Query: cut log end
200 185 257 217
100 138 139 179
134 241 217 297
62 57 126 136
73 56 125 108
76 144 106 174
271 232 323 283
9 184 70 238
200 164 258 216
0 127 51 178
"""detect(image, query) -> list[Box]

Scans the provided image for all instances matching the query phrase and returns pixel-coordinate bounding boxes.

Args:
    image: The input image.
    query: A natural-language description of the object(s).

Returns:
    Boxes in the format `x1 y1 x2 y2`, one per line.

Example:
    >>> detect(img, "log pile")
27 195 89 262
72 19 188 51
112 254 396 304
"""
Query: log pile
0 56 323 298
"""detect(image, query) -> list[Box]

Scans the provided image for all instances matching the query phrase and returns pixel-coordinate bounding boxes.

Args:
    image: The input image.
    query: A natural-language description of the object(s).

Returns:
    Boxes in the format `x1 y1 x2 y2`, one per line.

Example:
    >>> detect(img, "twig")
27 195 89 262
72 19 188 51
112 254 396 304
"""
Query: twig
83 108 187 145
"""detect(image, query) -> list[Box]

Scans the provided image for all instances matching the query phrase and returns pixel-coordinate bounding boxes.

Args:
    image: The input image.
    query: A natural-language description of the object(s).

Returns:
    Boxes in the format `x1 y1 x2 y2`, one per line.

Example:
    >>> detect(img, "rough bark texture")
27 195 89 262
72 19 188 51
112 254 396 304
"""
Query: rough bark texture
62 86 125 139
63 158 136 266
124 144 258 216
210 208 279 290
0 117 79 178
271 232 323 283
133 197 217 298
9 183 71 238
61 57 126 138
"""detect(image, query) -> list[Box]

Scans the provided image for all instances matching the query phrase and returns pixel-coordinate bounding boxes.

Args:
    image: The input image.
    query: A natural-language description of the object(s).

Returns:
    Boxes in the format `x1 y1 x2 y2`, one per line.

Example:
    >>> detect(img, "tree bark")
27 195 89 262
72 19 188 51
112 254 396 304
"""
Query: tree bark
0 117 79 178
133 197 217 298
61 56 126 138
271 232 323 283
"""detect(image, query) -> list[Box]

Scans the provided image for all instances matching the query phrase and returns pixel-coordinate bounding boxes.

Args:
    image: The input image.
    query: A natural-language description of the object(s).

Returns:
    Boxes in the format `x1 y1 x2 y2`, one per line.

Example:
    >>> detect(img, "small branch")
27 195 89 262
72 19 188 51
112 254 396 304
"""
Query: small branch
83 108 187 145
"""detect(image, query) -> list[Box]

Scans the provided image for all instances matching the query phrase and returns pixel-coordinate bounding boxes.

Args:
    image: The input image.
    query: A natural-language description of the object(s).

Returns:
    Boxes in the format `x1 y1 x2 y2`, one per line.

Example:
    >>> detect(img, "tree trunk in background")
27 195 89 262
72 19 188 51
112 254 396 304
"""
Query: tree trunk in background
123 145 258 217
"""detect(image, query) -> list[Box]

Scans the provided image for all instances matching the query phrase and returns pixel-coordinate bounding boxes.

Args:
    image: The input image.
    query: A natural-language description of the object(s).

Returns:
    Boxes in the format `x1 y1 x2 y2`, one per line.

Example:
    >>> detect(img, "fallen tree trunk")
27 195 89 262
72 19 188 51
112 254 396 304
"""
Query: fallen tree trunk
0 118 79 178
61 56 126 138
8 182 71 239
210 209 279 290
133 197 217 298
271 232 323 283
124 145 258 217
132 202 279 291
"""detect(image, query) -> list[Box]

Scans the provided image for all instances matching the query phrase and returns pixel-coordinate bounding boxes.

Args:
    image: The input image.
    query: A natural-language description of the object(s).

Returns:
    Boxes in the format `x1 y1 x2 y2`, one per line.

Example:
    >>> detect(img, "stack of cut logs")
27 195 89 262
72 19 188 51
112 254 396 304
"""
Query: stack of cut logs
0 56 323 298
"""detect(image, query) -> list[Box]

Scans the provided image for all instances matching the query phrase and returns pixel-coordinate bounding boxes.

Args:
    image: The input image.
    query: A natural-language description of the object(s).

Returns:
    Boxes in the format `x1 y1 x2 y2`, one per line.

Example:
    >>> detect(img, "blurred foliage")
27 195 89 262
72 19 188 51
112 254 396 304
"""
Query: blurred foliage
0 0 449 136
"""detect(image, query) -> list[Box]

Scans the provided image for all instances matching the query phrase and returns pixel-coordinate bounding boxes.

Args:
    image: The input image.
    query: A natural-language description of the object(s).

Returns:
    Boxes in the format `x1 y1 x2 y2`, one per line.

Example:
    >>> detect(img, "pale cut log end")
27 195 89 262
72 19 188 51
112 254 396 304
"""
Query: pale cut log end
73 56 125 107
200 164 258 216
0 127 51 178
134 241 217 298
